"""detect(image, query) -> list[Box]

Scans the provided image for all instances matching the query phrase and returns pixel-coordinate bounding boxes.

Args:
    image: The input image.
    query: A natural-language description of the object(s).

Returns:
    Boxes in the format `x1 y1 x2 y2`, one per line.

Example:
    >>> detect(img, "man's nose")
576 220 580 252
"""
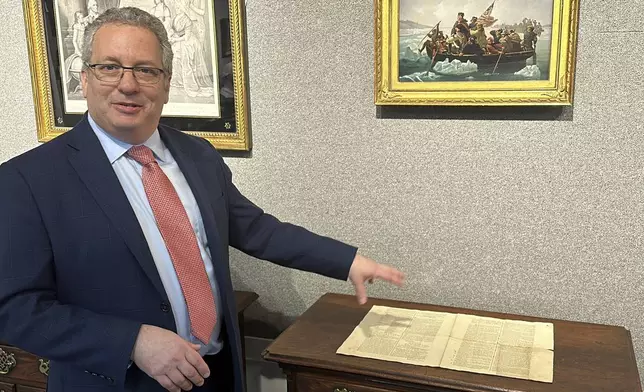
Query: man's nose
117 69 140 93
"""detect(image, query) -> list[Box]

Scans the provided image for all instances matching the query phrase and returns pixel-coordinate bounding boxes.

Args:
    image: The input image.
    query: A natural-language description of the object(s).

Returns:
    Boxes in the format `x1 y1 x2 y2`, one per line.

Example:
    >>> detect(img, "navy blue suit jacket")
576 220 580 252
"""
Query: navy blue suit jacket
0 115 357 392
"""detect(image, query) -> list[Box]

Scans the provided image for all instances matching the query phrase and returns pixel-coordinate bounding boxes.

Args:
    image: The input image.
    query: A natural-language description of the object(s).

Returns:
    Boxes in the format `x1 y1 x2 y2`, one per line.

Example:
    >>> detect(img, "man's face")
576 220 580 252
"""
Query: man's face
81 24 170 143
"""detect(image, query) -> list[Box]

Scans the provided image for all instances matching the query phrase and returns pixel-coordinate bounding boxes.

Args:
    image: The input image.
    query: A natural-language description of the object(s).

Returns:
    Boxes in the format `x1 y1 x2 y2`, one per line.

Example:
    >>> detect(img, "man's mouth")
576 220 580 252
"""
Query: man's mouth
113 102 143 114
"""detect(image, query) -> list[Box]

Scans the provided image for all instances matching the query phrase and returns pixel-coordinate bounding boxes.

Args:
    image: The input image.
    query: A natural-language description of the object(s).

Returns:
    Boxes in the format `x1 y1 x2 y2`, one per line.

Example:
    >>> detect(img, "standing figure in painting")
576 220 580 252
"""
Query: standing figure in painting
451 16 470 53
175 0 207 45
170 12 214 98
151 0 173 34
451 12 470 38
64 11 87 94
470 23 487 52
85 0 99 25
71 11 85 55
523 26 538 51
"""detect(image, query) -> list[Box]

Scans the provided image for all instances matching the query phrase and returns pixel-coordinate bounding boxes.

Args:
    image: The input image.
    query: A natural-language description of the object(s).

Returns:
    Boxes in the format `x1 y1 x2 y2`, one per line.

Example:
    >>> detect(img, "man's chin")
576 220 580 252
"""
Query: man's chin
104 121 153 143
111 122 140 134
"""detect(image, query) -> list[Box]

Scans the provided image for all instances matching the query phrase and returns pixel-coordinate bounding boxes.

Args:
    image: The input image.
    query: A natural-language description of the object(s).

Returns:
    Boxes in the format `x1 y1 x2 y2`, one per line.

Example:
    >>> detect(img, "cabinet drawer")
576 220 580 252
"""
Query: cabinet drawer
0 381 16 392
0 345 48 385
297 373 400 392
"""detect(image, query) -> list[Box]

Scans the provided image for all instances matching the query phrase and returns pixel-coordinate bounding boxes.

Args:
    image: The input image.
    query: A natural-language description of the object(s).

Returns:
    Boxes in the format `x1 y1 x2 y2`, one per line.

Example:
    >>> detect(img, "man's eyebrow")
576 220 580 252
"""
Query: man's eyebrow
96 56 161 67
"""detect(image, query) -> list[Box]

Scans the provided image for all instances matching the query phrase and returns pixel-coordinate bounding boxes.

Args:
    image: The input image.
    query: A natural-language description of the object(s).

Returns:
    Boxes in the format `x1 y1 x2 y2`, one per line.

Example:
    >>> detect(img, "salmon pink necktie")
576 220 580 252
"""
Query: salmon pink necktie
128 145 216 344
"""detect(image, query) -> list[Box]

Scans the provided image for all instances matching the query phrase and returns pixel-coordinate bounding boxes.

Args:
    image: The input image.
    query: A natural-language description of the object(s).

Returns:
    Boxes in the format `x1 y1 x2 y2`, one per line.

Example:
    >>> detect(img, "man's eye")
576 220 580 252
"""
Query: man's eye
137 68 162 77
99 65 120 71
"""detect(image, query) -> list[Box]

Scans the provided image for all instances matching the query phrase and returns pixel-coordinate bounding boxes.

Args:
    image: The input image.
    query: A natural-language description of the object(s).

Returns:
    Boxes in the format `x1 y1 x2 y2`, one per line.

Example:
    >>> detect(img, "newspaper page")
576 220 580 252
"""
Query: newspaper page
336 305 456 366
439 314 554 382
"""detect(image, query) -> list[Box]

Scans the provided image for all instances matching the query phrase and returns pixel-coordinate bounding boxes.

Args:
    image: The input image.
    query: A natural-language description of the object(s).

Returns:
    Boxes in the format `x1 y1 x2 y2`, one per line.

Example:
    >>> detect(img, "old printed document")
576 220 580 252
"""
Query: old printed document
336 305 554 383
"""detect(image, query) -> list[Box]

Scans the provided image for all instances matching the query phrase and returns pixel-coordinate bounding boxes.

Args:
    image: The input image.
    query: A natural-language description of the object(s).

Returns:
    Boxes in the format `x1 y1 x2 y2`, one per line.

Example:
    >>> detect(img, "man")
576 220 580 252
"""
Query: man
461 36 484 55
0 7 404 392
450 12 469 38
522 25 538 51
467 16 478 30
469 23 487 52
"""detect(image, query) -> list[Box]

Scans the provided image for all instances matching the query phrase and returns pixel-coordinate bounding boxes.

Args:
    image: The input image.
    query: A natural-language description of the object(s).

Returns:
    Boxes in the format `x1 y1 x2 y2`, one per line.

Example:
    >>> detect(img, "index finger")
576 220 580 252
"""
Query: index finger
185 349 210 379
353 280 368 305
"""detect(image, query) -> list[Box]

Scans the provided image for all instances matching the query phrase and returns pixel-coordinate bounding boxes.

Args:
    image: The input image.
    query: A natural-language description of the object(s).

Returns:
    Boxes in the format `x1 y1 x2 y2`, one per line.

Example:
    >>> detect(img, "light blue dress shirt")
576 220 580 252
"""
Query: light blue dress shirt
88 114 223 357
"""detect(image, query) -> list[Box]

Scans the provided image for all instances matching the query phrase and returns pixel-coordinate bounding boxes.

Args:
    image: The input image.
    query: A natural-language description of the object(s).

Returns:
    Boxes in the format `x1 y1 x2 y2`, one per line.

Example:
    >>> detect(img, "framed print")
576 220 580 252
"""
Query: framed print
23 0 251 151
375 0 580 106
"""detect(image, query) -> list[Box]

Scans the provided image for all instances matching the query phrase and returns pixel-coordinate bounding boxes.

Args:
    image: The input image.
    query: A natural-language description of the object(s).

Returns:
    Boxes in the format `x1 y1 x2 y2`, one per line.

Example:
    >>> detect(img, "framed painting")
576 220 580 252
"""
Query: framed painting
22 0 251 151
375 0 580 106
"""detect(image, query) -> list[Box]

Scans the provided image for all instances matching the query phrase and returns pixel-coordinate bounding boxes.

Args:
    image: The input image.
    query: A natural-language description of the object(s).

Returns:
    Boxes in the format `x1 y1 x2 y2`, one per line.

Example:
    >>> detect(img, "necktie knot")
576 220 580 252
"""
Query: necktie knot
128 145 156 166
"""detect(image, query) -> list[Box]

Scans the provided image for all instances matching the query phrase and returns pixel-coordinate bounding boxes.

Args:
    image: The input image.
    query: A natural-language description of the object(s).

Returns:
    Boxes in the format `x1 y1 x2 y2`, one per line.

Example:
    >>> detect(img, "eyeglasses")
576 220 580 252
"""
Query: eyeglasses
85 63 166 85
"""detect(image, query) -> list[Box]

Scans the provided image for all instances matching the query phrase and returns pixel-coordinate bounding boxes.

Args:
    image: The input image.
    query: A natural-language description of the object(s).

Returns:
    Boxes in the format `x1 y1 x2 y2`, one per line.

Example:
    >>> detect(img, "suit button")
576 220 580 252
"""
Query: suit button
160 302 170 312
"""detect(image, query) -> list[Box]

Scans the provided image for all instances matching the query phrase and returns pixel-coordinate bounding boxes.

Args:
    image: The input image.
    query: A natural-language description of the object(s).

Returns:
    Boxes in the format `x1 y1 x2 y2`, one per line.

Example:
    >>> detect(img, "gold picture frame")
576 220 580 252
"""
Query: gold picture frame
22 0 251 151
375 0 580 106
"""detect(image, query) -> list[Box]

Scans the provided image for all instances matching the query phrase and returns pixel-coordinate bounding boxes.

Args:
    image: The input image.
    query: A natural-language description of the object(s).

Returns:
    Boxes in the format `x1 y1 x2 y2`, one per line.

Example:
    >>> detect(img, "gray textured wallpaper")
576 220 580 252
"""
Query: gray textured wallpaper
1 0 643 383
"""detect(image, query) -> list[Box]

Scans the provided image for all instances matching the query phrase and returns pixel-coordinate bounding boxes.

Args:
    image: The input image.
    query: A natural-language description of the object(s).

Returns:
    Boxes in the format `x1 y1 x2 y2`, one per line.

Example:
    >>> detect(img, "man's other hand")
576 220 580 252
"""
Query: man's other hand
132 325 209 392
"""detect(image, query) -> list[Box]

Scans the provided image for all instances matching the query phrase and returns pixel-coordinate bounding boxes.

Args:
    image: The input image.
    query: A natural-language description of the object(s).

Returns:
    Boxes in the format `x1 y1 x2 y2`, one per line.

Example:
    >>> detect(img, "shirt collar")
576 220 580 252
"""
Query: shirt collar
88 114 167 164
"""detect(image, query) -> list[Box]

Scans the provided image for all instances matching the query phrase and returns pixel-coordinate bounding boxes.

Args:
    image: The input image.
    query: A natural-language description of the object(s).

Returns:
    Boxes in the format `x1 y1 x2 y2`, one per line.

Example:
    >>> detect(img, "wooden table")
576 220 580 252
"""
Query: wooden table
0 290 258 392
263 293 642 392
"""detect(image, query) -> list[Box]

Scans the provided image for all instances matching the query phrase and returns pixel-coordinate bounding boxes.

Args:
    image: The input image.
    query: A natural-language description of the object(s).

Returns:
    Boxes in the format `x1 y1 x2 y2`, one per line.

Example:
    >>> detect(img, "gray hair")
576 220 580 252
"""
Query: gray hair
81 7 173 74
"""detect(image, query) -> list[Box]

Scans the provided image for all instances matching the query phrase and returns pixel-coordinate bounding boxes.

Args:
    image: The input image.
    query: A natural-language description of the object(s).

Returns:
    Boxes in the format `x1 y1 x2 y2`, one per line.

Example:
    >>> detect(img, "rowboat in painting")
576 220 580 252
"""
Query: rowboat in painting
431 50 535 73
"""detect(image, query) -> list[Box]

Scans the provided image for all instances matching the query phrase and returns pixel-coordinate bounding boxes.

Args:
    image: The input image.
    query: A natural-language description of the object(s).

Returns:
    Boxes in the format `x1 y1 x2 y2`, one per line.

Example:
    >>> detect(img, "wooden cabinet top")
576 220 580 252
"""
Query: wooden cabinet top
234 290 259 313
263 293 641 392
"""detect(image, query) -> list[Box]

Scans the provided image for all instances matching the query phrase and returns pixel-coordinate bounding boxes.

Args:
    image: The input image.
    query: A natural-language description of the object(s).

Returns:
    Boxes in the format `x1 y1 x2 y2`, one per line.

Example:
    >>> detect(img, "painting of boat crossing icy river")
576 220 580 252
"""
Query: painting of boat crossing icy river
399 0 553 82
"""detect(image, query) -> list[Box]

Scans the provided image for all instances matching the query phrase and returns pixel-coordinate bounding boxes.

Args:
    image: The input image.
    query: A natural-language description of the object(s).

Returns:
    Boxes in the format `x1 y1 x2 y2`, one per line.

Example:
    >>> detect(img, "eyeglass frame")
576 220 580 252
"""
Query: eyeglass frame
84 62 167 85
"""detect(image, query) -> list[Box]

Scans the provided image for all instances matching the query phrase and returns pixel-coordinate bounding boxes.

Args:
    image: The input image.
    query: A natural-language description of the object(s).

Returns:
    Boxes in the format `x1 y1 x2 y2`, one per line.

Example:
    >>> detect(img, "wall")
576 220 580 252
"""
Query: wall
1 0 643 385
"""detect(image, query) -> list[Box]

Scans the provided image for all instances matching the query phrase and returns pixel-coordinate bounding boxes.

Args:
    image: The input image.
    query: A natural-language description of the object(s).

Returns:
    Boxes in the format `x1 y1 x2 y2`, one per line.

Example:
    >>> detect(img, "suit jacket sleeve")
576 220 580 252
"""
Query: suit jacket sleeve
0 162 141 387
211 148 357 280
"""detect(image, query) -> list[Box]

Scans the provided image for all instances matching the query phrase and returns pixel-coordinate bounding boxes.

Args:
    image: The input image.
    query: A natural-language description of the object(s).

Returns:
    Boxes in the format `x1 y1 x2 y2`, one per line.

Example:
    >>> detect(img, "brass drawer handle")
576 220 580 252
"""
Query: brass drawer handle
0 348 17 375
39 358 50 376
334 389 355 392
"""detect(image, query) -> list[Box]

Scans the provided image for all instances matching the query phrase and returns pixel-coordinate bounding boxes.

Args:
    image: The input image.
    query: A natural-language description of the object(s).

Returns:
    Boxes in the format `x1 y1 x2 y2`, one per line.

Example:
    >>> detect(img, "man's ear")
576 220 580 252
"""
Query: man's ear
164 75 172 104
81 70 88 98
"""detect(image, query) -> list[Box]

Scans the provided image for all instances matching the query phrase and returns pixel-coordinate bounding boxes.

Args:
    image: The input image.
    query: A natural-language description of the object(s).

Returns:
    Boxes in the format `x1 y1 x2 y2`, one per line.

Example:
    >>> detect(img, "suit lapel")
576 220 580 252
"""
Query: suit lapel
65 117 170 303
160 127 240 369
159 128 230 285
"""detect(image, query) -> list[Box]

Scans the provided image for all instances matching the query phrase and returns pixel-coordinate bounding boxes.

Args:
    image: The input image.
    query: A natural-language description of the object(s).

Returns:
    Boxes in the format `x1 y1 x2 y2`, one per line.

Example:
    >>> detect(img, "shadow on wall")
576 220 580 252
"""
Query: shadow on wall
231 265 305 339
377 104 573 121
231 264 302 391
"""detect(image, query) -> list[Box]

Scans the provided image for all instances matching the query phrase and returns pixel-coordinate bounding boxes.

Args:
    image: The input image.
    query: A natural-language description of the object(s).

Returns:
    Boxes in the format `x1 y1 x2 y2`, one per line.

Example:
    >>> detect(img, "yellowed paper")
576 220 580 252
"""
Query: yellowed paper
336 305 456 366
336 306 554 383
440 314 554 382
